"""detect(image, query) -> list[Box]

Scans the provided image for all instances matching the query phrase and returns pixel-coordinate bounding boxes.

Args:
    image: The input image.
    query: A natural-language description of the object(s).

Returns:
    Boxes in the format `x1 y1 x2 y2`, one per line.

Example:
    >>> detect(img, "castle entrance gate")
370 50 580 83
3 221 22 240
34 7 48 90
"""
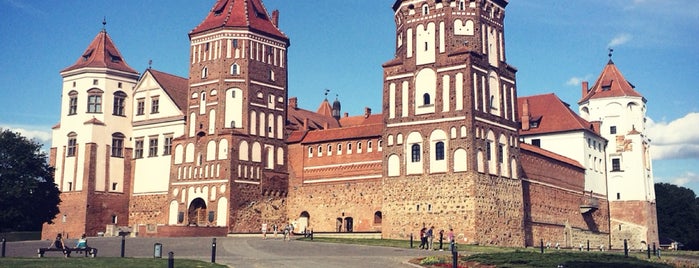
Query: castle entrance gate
188 198 207 226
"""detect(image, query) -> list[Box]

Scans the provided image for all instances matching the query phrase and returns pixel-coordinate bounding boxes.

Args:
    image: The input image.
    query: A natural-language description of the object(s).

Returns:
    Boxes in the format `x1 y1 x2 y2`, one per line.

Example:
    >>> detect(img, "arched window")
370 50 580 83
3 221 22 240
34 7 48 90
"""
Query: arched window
423 93 431 105
422 4 429 15
435 141 445 160
411 144 421 162
68 90 78 115
111 133 125 157
201 66 208 78
67 132 77 157
230 64 239 75
87 88 103 113
374 211 382 224
113 91 126 116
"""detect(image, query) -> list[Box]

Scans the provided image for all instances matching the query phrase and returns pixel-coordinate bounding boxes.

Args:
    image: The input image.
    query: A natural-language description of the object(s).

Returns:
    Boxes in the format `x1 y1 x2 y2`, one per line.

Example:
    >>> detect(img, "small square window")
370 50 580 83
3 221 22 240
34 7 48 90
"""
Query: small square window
610 126 617 135
93 79 98 85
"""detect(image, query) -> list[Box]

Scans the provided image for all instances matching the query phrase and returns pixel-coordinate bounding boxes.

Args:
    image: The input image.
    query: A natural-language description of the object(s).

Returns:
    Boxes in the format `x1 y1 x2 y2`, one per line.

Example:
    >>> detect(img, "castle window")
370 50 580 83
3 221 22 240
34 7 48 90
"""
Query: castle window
136 99 145 115
151 97 160 114
232 39 238 48
308 147 313 157
374 211 382 224
118 82 122 89
87 89 103 113
201 66 208 79
617 193 621 200
328 144 332 155
113 91 126 116
532 139 541 147
230 64 239 75
347 142 353 153
67 182 72 191
459 0 465 10
270 70 275 81
422 4 429 15
368 141 373 151
612 158 621 171
337 143 342 154
112 182 118 191
111 133 125 157
93 79 98 85
423 93 431 105
318 145 323 156
149 137 158 157
134 139 144 159
498 144 504 163
485 141 492 161
435 142 445 160
163 136 173 155
67 133 77 157
610 126 617 135
411 144 421 162
68 91 78 115
357 142 362 151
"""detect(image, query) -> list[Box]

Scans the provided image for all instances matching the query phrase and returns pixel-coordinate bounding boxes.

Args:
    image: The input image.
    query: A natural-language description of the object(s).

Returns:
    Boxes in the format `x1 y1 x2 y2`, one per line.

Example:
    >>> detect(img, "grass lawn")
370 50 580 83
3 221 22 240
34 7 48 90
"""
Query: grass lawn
0 257 227 268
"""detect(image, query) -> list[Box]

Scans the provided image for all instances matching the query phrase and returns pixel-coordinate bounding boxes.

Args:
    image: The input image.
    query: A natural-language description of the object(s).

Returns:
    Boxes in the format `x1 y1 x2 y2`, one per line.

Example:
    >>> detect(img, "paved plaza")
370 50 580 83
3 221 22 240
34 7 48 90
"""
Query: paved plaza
3 236 444 267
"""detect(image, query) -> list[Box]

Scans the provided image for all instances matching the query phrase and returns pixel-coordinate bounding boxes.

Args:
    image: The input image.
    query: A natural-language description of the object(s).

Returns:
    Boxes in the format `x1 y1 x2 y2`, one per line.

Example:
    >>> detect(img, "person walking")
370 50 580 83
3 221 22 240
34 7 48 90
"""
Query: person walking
418 227 427 249
427 226 435 250
448 228 455 251
273 223 278 239
261 222 268 239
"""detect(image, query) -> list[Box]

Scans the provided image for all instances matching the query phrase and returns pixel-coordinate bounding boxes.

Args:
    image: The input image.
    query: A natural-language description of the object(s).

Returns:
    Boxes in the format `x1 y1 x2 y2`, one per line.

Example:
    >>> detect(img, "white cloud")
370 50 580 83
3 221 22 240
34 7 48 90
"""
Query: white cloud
607 33 632 48
565 75 592 86
0 124 52 145
657 172 699 187
647 113 699 160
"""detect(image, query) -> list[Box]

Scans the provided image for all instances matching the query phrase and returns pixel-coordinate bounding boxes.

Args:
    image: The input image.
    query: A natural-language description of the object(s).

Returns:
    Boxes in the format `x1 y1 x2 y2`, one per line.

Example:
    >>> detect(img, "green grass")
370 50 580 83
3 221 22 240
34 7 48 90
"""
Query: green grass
464 251 673 268
0 257 227 268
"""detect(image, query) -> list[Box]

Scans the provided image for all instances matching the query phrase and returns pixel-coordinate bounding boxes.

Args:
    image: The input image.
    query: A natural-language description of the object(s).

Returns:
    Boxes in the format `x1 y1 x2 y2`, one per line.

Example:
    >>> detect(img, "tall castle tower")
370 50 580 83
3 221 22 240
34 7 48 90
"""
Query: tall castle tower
166 0 290 232
579 57 658 249
381 0 523 246
43 27 139 239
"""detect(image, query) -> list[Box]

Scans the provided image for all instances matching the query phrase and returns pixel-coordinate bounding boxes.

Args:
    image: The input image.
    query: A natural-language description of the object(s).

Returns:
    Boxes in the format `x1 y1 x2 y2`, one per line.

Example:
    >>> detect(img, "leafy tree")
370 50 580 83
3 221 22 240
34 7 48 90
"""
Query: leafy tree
655 182 699 250
0 129 61 232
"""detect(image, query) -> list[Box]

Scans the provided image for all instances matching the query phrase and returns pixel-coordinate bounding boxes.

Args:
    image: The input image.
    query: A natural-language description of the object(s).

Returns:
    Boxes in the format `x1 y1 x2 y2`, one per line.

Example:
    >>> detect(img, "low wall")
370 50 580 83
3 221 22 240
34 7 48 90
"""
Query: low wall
135 225 227 238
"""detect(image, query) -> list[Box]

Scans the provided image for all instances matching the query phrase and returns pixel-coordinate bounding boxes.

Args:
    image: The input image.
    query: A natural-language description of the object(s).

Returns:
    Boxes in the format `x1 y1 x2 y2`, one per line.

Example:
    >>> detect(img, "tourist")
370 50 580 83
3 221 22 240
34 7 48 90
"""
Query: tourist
427 226 435 250
262 222 268 239
49 233 67 257
448 228 455 251
418 227 427 249
75 234 87 249
273 223 278 239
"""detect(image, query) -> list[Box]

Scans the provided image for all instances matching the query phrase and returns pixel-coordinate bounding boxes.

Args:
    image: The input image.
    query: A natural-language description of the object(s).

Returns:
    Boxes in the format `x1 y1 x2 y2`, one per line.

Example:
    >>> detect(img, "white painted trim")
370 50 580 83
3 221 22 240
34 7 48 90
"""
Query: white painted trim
234 180 261 185
475 116 517 131
472 66 488 74
224 79 246 83
132 192 168 196
303 160 382 171
172 179 229 186
251 80 284 91
387 116 466 128
304 174 382 184
501 77 515 84
191 80 219 88
437 65 467 73
386 73 415 81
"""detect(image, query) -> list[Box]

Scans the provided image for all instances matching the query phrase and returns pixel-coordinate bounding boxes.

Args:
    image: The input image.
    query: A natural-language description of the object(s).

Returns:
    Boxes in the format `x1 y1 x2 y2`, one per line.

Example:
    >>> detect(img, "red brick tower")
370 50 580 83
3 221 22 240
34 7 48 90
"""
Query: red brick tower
43 27 139 239
167 0 290 232
381 0 524 246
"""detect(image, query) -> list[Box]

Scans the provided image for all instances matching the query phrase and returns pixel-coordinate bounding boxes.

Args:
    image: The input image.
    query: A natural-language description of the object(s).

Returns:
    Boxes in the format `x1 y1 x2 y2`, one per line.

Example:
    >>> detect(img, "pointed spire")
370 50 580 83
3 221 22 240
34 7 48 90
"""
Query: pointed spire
607 48 614 64
578 58 642 103
102 17 107 32
61 29 138 75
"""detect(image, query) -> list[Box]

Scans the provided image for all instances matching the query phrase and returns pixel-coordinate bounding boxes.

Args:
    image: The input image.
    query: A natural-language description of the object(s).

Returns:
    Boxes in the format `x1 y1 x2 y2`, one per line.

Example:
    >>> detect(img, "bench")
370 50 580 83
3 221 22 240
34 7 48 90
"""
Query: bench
37 247 98 258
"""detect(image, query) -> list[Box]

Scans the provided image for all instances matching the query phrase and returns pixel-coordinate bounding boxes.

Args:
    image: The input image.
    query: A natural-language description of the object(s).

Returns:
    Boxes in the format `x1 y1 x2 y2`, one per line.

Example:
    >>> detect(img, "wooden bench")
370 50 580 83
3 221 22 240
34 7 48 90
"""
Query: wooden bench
37 247 98 258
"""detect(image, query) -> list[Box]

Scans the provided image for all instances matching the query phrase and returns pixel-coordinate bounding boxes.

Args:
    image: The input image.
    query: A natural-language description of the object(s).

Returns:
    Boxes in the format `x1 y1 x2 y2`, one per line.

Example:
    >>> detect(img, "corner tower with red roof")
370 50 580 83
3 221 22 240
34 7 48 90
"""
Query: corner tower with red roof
167 0 290 232
381 0 523 246
42 28 139 239
578 58 658 249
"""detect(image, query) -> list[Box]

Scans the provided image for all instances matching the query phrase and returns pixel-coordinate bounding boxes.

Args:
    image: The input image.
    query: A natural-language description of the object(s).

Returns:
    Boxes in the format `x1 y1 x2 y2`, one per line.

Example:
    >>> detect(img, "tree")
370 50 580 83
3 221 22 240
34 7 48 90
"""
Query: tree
655 182 699 250
0 129 61 232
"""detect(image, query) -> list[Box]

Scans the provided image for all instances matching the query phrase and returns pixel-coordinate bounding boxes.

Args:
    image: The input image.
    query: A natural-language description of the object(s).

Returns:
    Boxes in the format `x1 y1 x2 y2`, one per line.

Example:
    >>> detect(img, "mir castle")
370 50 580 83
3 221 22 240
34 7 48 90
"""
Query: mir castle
43 0 658 249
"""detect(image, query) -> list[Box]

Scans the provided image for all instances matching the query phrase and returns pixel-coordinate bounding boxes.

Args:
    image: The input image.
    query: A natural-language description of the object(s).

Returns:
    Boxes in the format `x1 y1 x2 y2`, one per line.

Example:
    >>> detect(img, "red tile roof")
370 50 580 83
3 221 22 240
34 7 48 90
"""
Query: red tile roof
316 99 333 117
190 0 288 41
339 114 383 127
147 69 189 112
579 60 643 103
518 93 597 135
520 143 583 169
286 105 340 132
62 30 138 74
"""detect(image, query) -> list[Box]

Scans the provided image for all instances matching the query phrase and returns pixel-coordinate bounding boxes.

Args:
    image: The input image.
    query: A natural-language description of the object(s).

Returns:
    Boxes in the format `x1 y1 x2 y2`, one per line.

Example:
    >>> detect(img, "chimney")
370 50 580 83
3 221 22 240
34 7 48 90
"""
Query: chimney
272 10 280 27
581 81 589 98
521 99 530 131
343 112 349 118
364 107 372 118
303 118 308 130
323 122 329 129
289 97 298 109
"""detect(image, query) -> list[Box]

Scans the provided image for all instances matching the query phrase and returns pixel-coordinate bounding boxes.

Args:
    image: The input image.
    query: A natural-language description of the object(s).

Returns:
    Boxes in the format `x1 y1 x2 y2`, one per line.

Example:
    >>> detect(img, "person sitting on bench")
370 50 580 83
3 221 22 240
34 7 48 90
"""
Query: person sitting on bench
48 233 68 257
75 234 87 249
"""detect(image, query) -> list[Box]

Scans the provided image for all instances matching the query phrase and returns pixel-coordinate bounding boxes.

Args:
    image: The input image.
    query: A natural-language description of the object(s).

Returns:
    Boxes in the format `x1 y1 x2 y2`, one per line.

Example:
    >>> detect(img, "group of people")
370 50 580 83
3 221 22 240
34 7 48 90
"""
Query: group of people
418 226 455 251
49 233 88 256
262 222 296 241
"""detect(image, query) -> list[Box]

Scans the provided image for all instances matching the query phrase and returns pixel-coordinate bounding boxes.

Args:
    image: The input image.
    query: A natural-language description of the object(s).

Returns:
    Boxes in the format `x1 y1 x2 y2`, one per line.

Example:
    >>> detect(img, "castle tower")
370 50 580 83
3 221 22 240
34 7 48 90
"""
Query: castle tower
578 57 658 249
43 27 139 239
381 0 524 246
166 0 290 232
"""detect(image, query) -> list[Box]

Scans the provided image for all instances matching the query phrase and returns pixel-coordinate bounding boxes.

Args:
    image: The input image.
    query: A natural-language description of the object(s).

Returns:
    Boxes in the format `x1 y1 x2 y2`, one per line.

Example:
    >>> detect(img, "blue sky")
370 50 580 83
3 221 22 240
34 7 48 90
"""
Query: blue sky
0 0 697 193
